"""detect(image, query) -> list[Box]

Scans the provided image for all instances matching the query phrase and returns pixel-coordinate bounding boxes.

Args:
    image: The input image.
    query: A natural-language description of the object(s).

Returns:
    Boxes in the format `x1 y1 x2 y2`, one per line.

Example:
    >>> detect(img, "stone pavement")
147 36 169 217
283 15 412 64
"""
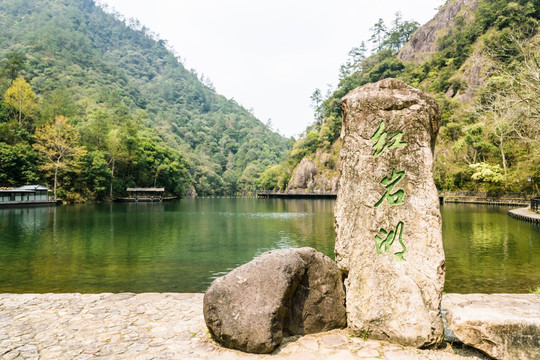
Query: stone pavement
508 207 540 224
0 293 489 360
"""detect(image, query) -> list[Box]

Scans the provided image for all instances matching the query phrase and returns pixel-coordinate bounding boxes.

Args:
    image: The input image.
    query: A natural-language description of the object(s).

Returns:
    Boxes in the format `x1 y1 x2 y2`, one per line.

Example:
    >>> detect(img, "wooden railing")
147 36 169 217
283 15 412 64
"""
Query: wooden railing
256 190 337 198
257 190 337 195
531 197 540 212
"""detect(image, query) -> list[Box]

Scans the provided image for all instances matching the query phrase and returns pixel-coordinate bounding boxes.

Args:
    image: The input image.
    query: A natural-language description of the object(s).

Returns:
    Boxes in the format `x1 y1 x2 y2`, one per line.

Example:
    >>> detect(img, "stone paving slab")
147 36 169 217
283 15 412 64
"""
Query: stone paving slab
508 207 540 223
0 293 489 360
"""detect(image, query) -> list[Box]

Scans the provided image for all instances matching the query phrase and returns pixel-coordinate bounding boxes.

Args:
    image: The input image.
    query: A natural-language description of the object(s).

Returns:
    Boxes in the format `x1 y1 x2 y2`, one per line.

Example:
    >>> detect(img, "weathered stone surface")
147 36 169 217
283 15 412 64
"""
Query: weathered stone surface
203 247 346 353
287 248 347 335
335 78 445 348
286 146 341 192
443 293 540 360
288 158 318 190
203 249 304 353
398 0 478 64
0 292 492 359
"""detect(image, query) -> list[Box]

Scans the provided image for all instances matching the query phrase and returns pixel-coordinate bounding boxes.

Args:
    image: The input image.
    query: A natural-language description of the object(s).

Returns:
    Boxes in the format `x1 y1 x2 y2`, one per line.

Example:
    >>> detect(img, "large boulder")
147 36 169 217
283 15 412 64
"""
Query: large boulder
334 78 445 348
287 158 318 190
203 247 346 353
444 293 540 360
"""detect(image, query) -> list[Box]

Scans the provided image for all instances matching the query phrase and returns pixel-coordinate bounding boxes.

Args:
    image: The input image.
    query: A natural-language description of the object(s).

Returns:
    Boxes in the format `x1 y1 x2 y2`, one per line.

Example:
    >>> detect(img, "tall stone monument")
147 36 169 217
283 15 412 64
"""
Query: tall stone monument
334 78 445 348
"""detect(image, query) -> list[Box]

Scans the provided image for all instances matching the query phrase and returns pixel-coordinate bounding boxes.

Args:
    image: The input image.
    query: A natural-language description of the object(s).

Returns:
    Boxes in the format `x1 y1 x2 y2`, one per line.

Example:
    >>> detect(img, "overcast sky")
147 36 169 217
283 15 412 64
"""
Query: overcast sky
99 0 443 137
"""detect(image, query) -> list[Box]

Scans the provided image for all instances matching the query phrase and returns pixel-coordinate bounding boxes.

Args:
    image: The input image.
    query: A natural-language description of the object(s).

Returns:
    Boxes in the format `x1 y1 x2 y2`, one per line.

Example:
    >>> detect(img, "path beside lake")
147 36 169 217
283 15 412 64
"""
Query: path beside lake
0 293 489 360
508 207 540 223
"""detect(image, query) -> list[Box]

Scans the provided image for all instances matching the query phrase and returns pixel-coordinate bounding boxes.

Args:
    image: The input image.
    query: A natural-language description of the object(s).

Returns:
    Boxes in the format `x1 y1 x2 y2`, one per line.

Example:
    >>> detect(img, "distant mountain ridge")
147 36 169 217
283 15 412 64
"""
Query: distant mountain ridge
0 0 287 199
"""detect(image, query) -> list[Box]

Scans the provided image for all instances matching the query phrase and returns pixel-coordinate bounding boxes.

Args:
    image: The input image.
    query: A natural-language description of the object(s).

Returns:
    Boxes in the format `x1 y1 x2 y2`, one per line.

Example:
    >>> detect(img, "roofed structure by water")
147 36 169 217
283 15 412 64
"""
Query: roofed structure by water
0 185 53 206
126 188 165 193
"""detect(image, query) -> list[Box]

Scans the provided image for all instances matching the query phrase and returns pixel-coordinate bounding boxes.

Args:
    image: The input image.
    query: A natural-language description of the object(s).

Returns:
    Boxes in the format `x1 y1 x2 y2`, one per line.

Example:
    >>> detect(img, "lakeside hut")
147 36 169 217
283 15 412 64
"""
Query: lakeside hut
116 187 175 202
0 185 56 207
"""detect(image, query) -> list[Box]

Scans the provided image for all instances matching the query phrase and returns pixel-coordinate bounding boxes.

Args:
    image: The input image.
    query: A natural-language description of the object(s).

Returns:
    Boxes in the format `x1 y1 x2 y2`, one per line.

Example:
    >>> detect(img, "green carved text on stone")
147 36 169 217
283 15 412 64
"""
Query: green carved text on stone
369 121 407 157
374 169 405 207
375 221 407 261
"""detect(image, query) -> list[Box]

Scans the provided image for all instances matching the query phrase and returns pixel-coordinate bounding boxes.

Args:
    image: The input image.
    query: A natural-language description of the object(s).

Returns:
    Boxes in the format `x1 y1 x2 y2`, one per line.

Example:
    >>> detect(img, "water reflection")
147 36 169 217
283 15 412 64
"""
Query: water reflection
0 200 538 293
441 204 540 293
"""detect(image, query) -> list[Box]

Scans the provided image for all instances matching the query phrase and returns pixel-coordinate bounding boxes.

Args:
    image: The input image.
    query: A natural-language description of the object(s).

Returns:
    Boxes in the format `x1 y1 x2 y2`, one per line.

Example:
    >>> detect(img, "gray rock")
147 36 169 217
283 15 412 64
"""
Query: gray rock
203 247 346 353
287 248 347 335
335 78 445 348
398 0 478 64
288 158 318 190
443 293 540 360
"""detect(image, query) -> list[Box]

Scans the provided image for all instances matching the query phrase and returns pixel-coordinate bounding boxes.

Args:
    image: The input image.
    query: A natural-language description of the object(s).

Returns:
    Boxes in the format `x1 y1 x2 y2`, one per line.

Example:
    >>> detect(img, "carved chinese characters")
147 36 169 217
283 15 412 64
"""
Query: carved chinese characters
335 78 445 348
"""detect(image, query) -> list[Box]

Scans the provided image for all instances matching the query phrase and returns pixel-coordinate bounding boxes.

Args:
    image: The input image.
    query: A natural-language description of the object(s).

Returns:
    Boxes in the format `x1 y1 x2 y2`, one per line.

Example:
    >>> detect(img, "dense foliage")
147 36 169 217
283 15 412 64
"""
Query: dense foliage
264 1 540 194
0 0 287 201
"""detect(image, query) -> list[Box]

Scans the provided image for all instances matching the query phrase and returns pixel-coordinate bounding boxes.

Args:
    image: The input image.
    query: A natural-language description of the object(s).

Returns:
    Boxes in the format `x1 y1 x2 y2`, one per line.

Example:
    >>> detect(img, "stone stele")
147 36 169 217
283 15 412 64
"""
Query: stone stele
334 78 445 348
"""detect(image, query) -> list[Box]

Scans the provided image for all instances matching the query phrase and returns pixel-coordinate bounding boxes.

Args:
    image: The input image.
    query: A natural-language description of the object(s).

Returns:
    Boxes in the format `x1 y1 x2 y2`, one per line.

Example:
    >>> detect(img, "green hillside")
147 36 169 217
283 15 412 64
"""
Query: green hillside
261 0 540 194
0 0 287 201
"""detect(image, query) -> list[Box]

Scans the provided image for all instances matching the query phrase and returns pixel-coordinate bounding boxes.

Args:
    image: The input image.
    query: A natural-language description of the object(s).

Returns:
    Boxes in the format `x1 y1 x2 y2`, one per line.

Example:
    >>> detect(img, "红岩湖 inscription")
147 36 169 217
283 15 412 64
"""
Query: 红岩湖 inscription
369 120 407 157
375 221 406 261
374 168 406 208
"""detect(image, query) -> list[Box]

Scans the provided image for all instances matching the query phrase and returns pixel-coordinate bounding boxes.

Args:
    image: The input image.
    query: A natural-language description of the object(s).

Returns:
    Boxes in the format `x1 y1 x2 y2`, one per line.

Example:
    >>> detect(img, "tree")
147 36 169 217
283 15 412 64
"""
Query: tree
310 88 324 125
481 92 524 189
369 18 387 52
3 76 37 125
33 116 85 200
469 162 505 189
0 143 38 186
383 13 419 52
257 164 283 190
485 34 540 188
238 164 260 194
105 128 125 199
339 42 367 80
40 88 78 121
83 150 111 201
1 51 25 84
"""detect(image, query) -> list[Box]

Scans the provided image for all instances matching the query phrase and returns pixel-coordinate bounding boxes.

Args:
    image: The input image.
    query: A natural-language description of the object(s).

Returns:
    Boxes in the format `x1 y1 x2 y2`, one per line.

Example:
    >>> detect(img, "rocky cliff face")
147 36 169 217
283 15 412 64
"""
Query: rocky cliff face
448 40 493 103
398 0 479 63
287 145 341 192
399 0 487 103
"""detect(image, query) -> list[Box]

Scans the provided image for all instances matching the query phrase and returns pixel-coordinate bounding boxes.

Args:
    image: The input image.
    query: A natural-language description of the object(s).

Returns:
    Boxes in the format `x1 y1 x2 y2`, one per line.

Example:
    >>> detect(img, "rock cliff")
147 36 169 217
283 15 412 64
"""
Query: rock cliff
398 0 479 64
398 0 487 104
287 144 341 192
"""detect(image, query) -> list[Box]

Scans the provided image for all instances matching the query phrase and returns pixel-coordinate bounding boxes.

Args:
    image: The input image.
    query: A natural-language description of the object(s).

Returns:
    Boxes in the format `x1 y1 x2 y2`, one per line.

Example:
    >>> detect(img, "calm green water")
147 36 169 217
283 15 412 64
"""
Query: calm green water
0 199 539 293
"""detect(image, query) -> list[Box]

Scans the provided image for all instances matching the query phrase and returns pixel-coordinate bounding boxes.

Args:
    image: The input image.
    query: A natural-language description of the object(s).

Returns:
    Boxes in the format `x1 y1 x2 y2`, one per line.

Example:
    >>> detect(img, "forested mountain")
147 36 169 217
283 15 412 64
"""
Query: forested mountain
0 0 287 201
260 0 540 194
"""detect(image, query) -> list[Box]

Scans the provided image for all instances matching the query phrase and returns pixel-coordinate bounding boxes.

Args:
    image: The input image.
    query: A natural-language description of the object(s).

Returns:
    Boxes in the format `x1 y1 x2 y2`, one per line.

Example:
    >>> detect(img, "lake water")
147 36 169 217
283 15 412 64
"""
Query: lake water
1 199 539 293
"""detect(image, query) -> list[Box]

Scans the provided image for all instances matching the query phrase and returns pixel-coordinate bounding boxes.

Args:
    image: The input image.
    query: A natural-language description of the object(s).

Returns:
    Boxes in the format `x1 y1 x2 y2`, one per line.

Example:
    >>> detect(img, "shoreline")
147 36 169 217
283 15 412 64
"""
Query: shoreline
0 293 520 360
440 191 531 207
0 292 504 360
443 199 528 206
508 207 540 224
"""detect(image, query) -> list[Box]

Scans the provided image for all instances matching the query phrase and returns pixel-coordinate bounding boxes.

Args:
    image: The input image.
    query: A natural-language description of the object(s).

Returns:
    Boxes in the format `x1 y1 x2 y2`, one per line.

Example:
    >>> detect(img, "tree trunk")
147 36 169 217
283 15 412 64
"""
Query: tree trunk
499 140 508 190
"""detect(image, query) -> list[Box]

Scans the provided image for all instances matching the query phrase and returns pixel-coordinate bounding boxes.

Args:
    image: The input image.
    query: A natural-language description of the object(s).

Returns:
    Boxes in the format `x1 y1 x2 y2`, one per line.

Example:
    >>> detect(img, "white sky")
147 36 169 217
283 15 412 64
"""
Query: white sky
100 0 443 137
